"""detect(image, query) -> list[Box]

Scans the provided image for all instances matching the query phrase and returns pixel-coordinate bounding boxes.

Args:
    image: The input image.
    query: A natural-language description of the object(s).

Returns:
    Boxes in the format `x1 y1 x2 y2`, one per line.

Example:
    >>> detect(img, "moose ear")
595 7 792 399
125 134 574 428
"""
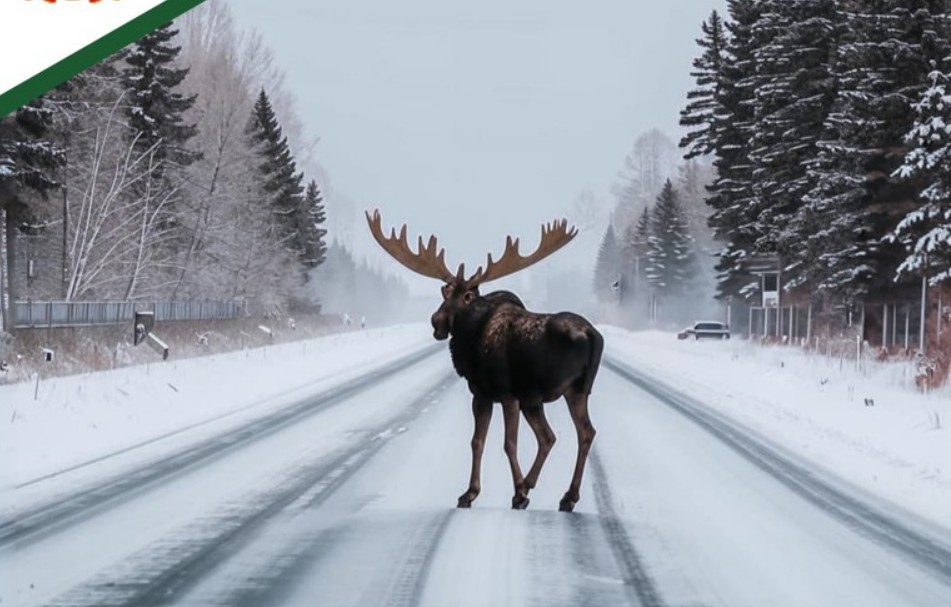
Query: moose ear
463 291 477 304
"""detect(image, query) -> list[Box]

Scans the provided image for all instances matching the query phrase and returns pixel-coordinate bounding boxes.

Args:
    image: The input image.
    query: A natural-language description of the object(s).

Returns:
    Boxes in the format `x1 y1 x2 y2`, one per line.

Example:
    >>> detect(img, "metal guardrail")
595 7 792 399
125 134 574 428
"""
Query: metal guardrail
13 300 243 329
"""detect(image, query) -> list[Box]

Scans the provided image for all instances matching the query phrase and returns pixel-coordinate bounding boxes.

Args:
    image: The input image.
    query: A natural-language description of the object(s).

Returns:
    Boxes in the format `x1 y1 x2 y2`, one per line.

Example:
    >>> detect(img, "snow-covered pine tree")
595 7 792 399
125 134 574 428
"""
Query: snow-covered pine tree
747 0 840 270
247 89 307 274
0 96 64 330
634 206 652 287
617 222 639 303
593 225 620 303
704 0 762 303
646 180 698 300
679 10 727 159
616 205 653 312
893 66 951 285
634 206 652 263
121 22 200 177
799 0 950 300
300 179 328 276
0 99 61 203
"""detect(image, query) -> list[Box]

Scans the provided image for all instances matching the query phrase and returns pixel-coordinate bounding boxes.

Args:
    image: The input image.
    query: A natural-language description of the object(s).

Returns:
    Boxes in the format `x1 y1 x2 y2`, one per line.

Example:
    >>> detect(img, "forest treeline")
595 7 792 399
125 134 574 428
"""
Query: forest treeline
679 0 951 309
594 1 951 334
0 1 402 331
590 129 717 326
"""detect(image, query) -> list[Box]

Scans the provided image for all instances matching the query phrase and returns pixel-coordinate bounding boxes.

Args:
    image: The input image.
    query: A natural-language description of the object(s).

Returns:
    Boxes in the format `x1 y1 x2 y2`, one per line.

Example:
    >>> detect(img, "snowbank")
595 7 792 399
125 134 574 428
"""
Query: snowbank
0 325 434 488
602 327 950 531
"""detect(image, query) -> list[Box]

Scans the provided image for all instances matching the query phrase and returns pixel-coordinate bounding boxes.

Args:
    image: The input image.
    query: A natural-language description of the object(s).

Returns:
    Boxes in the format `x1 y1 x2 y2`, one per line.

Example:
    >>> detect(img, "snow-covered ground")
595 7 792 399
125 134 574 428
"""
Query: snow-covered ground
2 322 950 607
602 327 951 531
0 325 434 488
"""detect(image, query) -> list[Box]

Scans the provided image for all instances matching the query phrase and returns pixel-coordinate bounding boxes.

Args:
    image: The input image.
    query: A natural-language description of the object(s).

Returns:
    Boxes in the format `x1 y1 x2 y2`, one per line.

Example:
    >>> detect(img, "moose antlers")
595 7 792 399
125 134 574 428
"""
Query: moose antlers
464 219 578 287
365 209 577 288
366 210 456 282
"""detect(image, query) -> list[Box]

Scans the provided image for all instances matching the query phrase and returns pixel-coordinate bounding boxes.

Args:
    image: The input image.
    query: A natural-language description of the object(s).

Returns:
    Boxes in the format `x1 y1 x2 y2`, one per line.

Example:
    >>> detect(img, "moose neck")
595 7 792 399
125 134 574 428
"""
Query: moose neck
447 295 495 380
448 291 526 381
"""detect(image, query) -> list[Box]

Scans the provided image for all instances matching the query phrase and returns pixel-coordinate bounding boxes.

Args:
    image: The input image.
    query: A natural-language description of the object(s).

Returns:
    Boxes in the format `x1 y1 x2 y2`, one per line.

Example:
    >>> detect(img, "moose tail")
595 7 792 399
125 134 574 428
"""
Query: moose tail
581 327 604 395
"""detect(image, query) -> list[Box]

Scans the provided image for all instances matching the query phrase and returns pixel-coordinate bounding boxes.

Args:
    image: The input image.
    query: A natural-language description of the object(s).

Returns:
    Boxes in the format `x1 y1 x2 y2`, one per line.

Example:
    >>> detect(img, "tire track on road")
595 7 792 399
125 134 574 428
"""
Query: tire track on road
605 356 951 586
42 373 458 607
0 344 443 548
382 509 455 607
589 450 667 607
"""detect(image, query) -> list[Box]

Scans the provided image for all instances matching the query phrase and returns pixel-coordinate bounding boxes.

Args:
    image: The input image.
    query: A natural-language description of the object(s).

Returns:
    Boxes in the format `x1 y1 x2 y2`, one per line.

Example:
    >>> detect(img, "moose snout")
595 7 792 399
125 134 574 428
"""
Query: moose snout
431 312 450 341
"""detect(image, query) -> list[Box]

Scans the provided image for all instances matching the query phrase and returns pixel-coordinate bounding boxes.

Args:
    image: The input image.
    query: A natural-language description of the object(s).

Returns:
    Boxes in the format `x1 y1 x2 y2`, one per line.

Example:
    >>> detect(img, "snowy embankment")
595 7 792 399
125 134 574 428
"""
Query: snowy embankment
602 327 950 531
0 325 434 488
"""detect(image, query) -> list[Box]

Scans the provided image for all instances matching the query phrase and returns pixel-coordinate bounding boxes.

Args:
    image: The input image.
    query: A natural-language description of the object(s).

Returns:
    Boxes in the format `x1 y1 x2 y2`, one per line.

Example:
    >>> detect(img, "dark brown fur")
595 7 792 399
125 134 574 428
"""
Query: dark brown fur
433 282 603 512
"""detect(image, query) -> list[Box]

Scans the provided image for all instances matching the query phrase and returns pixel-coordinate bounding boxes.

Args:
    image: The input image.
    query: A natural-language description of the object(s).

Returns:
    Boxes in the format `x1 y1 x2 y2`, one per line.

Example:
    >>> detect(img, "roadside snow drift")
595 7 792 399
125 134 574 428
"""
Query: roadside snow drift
603 327 951 531
0 325 434 488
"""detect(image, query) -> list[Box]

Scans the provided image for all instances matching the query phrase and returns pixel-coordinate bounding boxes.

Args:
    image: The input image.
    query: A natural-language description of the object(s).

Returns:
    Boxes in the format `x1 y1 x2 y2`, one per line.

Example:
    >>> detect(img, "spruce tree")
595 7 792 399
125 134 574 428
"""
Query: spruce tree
747 0 840 266
593 225 620 303
121 22 199 176
893 66 951 285
632 206 652 287
247 90 308 273
300 179 328 275
634 206 652 261
799 0 950 300
618 222 638 285
680 10 728 159
704 0 762 303
0 96 64 330
646 180 698 299
0 98 62 207
616 206 653 307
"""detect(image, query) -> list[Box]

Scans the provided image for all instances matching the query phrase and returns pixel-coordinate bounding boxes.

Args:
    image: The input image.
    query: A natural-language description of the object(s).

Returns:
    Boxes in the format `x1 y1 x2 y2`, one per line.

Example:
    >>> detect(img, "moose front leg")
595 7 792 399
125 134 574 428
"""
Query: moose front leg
457 395 493 508
502 399 530 510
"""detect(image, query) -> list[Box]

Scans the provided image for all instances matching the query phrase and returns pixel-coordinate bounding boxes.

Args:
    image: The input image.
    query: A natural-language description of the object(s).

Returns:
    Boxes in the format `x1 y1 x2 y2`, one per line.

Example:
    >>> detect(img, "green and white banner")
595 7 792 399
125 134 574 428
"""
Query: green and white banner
0 0 208 116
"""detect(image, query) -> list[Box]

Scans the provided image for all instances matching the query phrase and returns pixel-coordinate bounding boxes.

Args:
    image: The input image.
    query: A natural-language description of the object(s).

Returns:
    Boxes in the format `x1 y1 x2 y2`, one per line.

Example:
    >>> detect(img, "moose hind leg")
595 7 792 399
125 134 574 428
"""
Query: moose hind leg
560 390 596 513
458 396 493 508
502 399 530 510
521 400 555 492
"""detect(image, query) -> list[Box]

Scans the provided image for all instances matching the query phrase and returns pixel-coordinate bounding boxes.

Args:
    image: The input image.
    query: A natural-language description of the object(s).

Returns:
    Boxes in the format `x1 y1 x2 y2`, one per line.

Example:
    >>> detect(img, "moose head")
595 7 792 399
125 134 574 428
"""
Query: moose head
365 210 578 341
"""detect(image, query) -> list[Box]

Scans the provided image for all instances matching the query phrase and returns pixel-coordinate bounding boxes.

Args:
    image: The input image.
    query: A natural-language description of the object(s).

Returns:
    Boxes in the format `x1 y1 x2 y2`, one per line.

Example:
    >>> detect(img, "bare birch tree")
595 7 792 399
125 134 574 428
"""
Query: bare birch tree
63 99 176 301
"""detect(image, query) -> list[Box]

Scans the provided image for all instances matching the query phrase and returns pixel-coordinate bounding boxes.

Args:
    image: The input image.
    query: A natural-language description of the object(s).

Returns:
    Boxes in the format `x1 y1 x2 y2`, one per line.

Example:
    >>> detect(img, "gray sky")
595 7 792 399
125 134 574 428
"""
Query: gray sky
228 0 725 287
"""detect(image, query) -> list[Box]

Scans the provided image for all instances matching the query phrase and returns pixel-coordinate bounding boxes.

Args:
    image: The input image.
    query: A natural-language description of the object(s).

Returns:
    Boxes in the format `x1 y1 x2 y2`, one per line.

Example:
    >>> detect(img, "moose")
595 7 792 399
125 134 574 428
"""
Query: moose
366 210 603 512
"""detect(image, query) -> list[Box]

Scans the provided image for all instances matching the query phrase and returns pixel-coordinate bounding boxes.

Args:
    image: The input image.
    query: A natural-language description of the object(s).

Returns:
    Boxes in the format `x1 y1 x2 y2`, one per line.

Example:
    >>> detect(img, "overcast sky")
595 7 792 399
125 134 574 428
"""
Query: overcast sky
228 0 725 288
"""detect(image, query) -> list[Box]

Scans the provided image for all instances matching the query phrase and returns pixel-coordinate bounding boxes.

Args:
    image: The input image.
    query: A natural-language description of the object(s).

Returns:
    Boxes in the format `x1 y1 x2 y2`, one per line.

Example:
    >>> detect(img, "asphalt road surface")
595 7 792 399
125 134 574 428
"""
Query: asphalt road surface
2 348 950 607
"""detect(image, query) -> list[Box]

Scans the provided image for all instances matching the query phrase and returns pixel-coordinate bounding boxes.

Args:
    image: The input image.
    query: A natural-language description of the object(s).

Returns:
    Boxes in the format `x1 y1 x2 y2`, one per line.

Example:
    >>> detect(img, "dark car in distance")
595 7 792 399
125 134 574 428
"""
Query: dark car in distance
678 321 731 340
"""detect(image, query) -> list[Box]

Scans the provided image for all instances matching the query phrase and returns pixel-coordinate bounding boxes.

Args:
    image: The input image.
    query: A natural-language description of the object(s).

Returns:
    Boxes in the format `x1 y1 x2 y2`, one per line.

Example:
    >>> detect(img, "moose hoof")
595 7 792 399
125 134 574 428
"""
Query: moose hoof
457 492 477 508
558 497 576 513
511 494 530 510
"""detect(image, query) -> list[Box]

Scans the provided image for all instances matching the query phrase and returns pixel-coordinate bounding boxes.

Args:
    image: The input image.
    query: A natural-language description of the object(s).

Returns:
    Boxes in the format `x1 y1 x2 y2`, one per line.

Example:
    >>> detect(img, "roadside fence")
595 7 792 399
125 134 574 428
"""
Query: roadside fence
13 300 243 329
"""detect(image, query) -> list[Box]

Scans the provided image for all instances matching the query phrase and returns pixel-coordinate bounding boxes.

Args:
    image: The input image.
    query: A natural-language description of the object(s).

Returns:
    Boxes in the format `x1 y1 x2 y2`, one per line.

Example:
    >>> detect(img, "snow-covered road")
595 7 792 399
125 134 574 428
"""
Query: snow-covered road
2 340 951 607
